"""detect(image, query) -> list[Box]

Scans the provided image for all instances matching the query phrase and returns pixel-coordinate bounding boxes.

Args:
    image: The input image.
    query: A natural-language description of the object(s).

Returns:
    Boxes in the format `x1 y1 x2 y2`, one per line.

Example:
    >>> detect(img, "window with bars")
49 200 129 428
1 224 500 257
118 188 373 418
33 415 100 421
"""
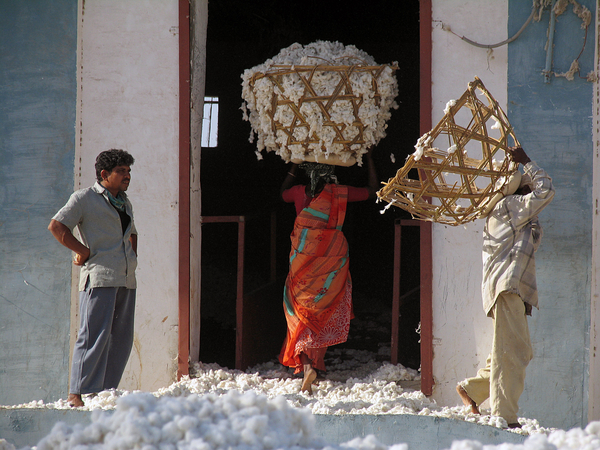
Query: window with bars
201 96 219 147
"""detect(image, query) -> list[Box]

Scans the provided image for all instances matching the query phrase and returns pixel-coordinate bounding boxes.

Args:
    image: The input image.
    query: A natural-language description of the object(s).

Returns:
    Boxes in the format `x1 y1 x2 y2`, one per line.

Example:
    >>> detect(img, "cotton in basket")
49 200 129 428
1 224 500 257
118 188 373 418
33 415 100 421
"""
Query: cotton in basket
241 41 399 167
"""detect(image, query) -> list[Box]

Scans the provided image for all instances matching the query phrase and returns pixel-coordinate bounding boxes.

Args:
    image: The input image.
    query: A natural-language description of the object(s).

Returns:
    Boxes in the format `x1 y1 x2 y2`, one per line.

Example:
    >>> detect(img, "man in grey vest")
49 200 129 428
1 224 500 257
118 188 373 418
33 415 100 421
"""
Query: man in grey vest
49 149 138 407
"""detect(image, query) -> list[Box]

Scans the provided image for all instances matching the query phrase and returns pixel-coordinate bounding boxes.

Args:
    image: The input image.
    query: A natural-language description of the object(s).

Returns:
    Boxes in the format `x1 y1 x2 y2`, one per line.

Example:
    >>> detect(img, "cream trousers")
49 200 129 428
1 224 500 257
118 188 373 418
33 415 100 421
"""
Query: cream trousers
460 292 533 424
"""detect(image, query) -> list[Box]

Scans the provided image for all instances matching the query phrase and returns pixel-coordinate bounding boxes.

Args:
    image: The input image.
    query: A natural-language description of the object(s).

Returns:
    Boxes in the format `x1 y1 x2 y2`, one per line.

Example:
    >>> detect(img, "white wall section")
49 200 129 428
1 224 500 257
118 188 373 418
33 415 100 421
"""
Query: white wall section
430 0 509 409
77 0 180 391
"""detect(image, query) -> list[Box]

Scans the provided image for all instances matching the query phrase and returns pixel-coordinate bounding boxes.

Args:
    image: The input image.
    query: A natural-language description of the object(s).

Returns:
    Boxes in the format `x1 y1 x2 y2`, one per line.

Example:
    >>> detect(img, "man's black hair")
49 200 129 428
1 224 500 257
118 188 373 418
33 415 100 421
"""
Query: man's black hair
95 149 135 182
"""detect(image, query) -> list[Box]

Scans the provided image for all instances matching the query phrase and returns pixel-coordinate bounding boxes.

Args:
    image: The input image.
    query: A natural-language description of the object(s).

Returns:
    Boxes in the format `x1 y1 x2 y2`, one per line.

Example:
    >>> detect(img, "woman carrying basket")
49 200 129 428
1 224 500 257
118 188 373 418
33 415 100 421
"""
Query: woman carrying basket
278 149 378 394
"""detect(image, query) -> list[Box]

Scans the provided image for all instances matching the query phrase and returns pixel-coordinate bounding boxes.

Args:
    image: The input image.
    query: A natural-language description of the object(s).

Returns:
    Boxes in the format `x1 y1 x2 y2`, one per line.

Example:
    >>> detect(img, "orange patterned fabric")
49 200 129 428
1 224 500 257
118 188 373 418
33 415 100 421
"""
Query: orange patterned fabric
279 184 354 373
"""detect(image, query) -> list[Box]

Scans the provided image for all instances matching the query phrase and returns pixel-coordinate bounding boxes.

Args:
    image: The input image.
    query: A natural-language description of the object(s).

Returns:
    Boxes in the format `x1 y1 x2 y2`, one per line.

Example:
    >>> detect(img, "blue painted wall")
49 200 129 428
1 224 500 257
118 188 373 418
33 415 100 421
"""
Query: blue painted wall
0 1 77 404
508 0 595 429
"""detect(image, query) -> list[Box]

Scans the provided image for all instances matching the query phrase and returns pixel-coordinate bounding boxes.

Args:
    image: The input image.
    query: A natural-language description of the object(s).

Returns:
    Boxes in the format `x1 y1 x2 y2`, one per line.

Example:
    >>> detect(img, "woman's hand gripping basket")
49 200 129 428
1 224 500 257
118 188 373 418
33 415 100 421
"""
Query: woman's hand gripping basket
241 41 399 167
377 77 520 226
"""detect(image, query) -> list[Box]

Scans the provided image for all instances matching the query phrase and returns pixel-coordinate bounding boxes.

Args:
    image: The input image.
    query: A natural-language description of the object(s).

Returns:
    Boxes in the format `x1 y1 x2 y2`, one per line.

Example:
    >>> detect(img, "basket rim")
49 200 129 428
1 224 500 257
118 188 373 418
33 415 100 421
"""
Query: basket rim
249 63 398 81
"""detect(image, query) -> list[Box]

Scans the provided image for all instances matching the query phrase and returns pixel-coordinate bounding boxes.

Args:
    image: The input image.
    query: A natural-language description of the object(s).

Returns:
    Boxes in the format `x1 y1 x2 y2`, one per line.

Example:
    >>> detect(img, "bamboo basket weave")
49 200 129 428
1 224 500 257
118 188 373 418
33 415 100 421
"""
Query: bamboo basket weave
377 77 519 226
246 61 398 166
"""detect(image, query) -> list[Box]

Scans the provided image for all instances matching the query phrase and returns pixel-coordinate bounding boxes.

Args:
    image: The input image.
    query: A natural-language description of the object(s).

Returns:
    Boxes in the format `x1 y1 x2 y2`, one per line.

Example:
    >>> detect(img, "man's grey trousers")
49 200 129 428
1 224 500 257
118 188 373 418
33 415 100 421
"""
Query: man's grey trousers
70 286 136 395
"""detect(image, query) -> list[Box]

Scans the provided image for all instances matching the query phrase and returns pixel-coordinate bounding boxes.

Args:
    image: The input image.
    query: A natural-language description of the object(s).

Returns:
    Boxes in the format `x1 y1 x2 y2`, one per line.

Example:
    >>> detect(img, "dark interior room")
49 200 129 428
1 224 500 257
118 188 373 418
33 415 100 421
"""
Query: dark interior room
199 0 422 373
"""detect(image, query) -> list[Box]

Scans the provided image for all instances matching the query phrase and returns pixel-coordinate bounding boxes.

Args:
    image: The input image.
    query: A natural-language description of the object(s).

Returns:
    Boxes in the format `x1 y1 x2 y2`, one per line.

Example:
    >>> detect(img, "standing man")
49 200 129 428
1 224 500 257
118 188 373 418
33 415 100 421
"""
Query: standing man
48 149 138 407
456 146 554 428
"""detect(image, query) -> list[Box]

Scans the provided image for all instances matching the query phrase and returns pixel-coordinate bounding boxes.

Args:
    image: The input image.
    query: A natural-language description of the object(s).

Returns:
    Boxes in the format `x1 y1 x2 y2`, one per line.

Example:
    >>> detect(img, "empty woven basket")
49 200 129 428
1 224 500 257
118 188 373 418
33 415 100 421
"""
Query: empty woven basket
377 77 519 226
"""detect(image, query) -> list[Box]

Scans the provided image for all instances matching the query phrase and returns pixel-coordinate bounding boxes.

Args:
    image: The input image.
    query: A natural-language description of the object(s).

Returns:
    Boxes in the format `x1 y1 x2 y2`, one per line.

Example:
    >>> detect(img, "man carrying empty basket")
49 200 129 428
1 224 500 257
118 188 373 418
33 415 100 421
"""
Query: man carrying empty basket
456 146 554 428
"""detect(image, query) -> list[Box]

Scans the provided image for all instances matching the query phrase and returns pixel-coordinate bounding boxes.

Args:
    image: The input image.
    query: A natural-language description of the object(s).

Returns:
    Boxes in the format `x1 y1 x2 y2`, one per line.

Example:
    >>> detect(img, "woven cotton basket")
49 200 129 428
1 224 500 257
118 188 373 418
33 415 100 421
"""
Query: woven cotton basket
377 77 520 226
245 61 398 167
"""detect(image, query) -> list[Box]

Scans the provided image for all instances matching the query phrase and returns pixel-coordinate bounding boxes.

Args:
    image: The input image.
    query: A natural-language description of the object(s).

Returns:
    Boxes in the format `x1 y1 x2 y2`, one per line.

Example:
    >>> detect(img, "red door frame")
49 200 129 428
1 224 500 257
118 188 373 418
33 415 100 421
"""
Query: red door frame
419 0 434 396
178 0 191 380
176 0 435 388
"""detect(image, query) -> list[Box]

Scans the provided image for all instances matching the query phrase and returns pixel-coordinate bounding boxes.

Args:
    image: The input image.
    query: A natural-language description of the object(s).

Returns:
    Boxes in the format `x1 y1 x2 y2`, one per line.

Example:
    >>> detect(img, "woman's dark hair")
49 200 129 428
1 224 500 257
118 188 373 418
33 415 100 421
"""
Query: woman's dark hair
95 149 135 182
300 162 337 196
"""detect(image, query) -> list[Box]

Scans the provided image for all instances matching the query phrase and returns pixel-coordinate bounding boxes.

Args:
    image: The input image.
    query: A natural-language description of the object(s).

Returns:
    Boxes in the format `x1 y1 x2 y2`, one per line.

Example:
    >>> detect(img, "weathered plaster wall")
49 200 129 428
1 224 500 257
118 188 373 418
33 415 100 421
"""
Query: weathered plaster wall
430 0 508 411
430 0 597 431
0 0 77 405
0 0 206 403
76 0 181 392
507 0 595 429
590 3 600 423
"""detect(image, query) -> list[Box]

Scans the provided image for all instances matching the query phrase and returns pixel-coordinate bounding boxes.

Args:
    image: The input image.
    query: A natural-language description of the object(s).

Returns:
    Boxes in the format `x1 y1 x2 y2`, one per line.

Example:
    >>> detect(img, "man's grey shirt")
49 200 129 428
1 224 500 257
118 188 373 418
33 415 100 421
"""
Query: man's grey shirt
53 182 138 291
482 161 554 316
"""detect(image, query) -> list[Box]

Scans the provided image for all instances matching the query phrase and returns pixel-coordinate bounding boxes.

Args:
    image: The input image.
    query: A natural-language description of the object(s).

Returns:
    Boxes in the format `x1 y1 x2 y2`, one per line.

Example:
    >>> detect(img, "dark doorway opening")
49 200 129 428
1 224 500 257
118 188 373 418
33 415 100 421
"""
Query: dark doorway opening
200 0 422 372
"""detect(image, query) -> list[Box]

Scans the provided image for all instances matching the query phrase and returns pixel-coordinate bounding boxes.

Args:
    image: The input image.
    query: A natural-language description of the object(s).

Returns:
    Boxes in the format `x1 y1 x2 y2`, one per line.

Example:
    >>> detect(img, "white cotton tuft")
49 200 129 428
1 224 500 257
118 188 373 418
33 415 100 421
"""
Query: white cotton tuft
0 440 15 450
413 146 424 161
380 201 395 214
585 421 600 437
490 117 501 130
413 133 432 161
446 439 483 450
340 434 388 450
388 445 409 450
444 99 457 115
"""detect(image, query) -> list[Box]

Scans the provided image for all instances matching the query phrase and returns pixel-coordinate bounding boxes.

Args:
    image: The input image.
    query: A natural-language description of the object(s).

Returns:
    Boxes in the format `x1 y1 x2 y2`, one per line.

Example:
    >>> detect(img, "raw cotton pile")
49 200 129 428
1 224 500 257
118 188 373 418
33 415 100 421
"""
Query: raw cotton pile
241 41 398 166
34 391 333 450
11 345 600 449
4 376 600 450
2 348 553 437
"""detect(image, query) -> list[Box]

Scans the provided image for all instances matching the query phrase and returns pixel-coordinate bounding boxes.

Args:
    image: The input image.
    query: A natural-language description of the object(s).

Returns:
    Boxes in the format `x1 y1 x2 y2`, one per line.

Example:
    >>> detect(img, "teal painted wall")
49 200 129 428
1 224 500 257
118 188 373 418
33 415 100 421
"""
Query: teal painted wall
0 1 77 404
508 0 595 429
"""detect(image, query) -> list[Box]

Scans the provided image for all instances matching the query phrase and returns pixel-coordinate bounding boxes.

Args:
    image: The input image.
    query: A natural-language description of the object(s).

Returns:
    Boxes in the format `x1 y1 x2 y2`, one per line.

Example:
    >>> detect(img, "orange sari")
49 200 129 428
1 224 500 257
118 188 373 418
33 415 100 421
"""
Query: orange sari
279 184 353 373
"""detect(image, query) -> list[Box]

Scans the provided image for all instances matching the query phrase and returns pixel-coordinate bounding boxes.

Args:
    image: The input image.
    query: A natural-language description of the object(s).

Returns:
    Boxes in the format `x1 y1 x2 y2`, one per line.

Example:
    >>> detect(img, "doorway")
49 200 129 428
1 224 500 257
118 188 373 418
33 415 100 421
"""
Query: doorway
200 0 422 372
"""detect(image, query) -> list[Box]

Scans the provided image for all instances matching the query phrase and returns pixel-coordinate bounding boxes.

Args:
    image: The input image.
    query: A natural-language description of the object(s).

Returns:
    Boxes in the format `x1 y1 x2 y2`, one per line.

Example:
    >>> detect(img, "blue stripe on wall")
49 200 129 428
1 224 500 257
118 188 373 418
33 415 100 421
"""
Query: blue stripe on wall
0 0 77 404
508 0 595 429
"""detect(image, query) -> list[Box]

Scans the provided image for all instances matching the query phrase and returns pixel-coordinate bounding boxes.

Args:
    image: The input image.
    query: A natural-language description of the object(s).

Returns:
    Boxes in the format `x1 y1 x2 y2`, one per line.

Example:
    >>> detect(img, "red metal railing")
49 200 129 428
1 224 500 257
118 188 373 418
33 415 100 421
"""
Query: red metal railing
200 212 277 369
392 219 433 396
